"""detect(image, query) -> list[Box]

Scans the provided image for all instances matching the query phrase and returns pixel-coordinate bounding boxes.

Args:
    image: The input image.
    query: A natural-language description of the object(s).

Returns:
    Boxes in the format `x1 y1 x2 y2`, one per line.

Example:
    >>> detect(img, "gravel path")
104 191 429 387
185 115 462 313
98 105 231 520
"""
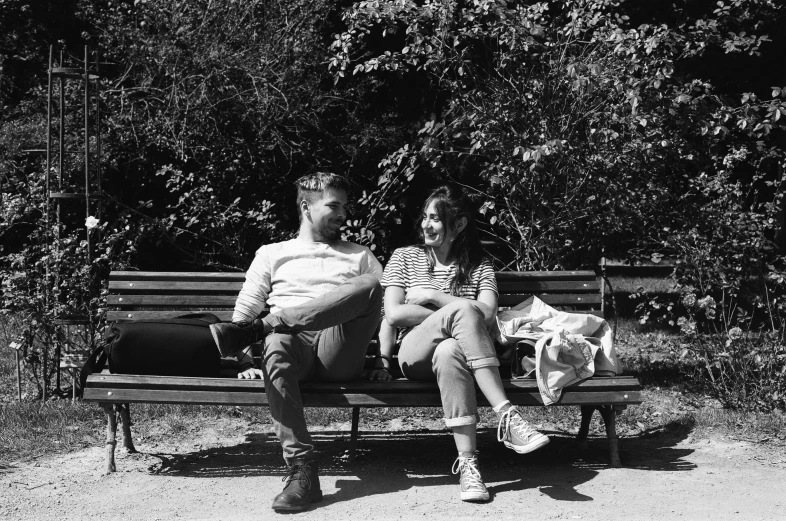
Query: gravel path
2 423 785 520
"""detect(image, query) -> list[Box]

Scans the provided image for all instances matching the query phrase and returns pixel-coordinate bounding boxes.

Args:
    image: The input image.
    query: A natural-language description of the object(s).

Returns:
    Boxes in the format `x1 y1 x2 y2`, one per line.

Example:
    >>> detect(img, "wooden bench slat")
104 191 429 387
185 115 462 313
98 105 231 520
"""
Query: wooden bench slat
110 271 596 282
498 293 602 307
107 310 235 321
110 271 245 282
109 280 243 293
86 374 640 393
498 280 599 293
84 387 642 407
107 295 238 307
495 271 596 281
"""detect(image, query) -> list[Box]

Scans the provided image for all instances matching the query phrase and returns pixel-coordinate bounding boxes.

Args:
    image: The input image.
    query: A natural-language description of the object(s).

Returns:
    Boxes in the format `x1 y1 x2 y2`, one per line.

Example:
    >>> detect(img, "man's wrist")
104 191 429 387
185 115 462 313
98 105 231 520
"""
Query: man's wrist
238 361 256 372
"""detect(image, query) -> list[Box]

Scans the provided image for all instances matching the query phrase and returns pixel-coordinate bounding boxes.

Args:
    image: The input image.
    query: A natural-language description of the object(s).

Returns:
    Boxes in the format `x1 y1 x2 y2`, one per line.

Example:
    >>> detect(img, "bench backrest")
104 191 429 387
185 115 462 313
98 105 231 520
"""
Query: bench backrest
107 270 603 321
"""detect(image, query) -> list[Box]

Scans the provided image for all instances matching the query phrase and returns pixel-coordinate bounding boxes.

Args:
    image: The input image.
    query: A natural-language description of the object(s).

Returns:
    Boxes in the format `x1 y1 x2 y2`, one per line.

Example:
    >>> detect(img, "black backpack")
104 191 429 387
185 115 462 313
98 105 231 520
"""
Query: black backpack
78 313 222 395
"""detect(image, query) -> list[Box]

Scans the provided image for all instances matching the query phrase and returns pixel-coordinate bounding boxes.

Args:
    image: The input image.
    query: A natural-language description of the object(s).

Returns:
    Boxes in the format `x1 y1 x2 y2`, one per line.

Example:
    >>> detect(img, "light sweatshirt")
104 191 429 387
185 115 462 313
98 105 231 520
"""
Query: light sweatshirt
232 238 383 322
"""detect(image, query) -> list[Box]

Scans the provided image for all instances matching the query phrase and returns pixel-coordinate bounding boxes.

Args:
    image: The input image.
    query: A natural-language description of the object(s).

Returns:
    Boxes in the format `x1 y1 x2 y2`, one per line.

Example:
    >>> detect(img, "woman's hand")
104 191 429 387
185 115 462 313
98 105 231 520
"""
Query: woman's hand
405 287 436 306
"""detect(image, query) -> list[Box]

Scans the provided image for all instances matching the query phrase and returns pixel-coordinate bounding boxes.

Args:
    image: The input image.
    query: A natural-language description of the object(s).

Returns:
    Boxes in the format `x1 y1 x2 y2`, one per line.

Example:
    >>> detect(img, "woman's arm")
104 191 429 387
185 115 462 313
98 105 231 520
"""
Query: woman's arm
384 286 434 327
367 318 396 381
407 288 498 323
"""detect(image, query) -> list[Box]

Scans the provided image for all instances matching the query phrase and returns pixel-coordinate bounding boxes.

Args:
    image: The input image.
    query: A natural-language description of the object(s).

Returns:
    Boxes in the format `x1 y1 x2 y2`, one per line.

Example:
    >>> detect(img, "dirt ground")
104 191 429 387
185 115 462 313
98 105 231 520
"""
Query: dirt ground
1 415 785 521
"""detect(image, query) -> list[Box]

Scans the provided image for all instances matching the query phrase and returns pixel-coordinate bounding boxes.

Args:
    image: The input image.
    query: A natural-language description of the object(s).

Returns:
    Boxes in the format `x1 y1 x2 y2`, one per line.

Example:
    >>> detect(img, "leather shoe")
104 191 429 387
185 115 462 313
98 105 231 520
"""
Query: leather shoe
272 459 322 512
209 319 266 357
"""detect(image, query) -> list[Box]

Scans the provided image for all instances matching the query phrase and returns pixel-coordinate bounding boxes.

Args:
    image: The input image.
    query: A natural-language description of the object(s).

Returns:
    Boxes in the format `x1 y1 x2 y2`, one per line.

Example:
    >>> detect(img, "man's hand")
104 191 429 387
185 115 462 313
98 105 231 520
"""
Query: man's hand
405 287 436 306
366 368 393 381
238 368 265 380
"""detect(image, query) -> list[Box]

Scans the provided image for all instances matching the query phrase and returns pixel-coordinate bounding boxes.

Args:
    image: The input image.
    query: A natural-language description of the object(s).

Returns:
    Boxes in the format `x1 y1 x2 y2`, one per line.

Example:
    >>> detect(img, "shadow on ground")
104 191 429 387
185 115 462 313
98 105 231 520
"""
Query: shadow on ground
140 418 696 505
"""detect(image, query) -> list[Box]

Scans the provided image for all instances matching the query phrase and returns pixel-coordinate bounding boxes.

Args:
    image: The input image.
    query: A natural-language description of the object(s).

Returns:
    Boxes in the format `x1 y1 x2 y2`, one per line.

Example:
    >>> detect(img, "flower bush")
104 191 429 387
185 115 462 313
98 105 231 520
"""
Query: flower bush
676 288 786 411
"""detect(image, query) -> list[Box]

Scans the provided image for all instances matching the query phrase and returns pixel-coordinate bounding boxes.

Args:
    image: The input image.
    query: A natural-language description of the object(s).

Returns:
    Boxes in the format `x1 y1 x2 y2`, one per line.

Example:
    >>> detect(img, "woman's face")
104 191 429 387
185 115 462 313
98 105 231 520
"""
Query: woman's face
421 200 454 250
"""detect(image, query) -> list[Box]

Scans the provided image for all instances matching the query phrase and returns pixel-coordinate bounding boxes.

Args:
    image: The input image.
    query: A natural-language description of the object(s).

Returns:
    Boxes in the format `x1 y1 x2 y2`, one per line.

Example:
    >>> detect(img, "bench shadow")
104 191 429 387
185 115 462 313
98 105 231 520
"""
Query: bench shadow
141 417 695 506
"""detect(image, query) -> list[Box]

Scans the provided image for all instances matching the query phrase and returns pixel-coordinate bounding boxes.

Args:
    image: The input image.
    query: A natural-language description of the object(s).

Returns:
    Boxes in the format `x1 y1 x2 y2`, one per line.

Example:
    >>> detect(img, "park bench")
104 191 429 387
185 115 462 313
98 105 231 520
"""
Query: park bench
83 270 643 474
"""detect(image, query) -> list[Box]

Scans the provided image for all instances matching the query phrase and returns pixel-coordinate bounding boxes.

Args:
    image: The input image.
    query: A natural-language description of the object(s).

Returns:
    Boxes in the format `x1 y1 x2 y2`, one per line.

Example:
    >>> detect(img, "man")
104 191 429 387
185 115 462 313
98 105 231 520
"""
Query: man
210 173 383 512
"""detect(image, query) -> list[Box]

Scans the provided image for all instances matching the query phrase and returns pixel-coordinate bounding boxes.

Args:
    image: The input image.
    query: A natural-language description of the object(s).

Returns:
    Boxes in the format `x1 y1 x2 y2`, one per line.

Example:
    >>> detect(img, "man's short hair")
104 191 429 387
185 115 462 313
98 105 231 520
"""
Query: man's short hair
295 172 352 208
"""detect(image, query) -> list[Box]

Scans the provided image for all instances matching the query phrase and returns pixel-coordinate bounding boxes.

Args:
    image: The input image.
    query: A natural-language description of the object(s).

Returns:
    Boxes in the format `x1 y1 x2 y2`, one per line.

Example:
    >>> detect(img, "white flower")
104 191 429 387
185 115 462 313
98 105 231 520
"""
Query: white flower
728 327 743 341
85 216 100 229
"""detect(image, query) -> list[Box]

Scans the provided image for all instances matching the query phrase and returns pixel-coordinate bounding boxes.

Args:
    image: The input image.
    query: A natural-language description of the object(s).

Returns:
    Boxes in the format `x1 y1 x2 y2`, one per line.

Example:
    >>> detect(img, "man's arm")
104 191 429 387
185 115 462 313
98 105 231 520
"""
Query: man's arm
363 249 384 281
232 245 272 323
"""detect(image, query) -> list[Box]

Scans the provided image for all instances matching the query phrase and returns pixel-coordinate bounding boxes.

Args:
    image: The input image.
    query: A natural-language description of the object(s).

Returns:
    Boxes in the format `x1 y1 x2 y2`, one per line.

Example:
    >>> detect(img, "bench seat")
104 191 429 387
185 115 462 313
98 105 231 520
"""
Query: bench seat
86 374 642 407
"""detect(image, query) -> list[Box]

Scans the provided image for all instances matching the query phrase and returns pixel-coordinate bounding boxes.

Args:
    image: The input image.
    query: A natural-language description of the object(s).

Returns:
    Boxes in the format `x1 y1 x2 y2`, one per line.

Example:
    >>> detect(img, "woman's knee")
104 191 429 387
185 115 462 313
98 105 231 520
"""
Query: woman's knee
443 299 483 320
432 339 466 373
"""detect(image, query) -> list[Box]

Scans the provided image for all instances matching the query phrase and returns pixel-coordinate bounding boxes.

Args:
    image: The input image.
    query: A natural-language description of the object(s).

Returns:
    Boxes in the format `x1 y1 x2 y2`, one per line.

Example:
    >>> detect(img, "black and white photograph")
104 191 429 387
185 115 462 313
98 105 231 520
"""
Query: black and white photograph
1 1 785 519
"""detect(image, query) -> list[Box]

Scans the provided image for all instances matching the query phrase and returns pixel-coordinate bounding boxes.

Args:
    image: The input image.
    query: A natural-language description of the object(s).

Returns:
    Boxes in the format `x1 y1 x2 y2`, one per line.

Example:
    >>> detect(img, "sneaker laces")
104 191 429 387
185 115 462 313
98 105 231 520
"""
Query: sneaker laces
451 455 484 491
497 406 536 442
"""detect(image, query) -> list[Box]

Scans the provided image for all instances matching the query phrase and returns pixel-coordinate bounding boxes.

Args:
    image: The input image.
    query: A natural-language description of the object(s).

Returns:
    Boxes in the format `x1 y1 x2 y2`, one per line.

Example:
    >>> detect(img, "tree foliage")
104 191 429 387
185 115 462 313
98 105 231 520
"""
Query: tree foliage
332 0 785 270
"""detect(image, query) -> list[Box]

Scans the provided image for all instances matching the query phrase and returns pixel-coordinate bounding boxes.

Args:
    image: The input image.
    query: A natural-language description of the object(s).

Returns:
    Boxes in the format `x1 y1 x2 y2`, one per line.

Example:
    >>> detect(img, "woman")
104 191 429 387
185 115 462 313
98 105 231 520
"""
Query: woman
371 185 549 502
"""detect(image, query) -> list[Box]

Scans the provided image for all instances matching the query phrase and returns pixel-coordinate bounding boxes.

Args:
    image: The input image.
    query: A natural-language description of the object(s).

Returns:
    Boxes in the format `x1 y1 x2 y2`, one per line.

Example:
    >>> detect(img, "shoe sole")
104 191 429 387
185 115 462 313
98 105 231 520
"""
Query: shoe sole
272 491 323 512
460 490 490 502
209 324 226 356
504 435 550 454
209 324 241 357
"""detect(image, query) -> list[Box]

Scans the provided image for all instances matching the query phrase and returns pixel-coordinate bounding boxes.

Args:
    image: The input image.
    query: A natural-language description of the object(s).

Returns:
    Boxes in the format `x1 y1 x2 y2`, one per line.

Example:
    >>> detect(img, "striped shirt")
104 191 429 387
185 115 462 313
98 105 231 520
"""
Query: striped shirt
381 246 497 299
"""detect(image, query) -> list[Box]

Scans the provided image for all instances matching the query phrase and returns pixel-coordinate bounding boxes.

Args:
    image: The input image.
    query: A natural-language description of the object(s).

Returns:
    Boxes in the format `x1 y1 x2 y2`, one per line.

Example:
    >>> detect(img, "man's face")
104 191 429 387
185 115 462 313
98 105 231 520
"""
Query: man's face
304 188 348 242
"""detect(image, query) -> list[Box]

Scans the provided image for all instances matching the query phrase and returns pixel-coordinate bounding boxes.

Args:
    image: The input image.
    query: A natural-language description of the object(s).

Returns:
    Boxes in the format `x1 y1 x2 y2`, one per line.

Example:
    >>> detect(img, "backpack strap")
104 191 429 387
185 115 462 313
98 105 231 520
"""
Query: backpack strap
77 342 109 398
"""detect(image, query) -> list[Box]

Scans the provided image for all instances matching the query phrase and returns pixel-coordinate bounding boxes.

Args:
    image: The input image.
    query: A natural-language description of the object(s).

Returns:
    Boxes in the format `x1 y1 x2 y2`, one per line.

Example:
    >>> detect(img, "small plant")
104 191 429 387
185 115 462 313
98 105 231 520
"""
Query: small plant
677 289 786 411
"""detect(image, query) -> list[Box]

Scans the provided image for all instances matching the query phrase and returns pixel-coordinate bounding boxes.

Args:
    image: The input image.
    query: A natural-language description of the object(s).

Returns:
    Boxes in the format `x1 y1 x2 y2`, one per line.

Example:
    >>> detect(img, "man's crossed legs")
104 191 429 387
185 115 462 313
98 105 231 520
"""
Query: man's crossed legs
212 274 382 511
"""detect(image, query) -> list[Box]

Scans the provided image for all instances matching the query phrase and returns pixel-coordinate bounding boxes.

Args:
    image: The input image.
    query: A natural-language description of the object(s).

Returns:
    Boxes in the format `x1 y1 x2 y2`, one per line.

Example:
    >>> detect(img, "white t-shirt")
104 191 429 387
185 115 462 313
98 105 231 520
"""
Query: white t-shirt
232 238 383 322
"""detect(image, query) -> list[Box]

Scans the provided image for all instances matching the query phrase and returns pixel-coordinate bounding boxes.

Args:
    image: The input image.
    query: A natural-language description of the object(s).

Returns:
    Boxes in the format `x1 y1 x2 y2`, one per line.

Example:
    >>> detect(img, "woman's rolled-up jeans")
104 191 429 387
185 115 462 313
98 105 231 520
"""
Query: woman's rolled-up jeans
397 299 499 428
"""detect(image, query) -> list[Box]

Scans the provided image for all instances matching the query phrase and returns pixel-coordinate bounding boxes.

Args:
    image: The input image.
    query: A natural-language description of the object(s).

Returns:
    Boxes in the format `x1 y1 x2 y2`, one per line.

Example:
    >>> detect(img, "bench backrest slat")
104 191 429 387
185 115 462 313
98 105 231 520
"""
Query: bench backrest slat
499 280 599 293
107 270 604 318
495 270 596 281
498 293 602 308
110 271 245 281
107 310 236 321
108 280 243 293
106 295 238 306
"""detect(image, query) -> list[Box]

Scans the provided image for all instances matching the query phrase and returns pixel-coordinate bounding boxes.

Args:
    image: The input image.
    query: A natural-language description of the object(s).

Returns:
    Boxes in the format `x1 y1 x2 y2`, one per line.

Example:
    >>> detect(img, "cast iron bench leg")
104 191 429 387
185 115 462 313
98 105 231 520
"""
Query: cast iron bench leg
577 405 596 450
598 405 621 468
577 405 623 467
100 402 137 475
349 406 360 464
118 403 137 454
100 403 117 474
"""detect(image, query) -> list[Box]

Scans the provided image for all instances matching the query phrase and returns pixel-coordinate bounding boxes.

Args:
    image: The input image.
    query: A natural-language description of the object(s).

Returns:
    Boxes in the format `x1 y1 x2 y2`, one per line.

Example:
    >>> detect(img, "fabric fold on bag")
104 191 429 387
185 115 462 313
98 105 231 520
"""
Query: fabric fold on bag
495 296 620 405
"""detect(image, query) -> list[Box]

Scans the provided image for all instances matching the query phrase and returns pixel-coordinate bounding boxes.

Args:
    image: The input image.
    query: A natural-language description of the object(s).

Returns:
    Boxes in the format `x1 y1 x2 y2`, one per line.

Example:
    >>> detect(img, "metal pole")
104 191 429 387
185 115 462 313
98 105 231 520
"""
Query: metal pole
92 49 102 351
95 50 102 226
55 49 64 393
44 46 53 402
84 46 91 264
14 344 22 401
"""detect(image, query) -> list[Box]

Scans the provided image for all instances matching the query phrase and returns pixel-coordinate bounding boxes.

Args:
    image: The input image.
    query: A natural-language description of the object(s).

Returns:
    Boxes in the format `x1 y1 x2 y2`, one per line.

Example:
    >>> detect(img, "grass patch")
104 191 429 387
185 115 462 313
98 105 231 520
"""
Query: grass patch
0 401 104 463
691 408 786 443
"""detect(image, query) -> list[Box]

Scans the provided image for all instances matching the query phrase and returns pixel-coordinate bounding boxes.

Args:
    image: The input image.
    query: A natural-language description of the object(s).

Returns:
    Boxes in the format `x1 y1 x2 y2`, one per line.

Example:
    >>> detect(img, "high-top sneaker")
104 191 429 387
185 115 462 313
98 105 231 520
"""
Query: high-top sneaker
497 405 550 454
451 453 490 502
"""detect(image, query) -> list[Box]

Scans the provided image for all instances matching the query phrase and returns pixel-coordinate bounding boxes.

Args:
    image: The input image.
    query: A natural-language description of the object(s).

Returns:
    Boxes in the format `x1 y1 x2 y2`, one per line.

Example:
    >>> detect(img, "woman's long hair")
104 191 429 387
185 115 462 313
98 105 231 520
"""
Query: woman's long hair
417 185 485 295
